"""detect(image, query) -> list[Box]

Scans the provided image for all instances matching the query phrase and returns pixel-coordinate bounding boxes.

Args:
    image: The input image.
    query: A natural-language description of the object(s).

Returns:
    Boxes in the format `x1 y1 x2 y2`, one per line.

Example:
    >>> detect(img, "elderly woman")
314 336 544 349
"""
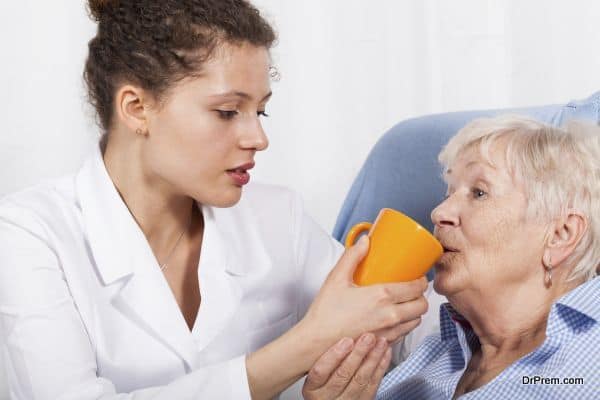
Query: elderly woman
302 115 599 400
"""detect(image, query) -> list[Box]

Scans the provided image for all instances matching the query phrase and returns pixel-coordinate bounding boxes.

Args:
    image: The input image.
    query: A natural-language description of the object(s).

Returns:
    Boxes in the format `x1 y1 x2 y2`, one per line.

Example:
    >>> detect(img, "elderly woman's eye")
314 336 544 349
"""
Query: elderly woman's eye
472 188 487 198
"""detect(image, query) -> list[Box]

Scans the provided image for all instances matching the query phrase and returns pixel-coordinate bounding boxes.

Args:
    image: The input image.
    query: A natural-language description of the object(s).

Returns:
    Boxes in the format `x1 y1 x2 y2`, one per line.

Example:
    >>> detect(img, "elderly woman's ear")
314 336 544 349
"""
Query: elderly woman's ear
543 210 588 278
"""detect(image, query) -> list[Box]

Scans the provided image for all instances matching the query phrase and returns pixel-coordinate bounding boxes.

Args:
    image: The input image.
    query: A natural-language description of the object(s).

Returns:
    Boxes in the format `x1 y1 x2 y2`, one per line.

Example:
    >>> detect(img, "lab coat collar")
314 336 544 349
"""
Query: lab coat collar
75 146 138 285
191 202 274 350
211 204 272 278
74 146 265 283
75 146 273 364
75 147 198 368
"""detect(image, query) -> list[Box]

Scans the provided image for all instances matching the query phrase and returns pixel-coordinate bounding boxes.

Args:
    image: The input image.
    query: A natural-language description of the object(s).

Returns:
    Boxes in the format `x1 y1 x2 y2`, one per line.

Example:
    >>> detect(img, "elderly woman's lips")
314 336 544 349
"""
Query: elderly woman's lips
439 249 459 264
442 245 458 252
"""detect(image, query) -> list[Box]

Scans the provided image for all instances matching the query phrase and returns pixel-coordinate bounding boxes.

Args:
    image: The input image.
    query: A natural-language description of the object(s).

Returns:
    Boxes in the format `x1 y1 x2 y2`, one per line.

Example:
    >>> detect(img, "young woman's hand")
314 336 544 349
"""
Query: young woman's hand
246 237 427 400
302 333 392 400
298 236 428 354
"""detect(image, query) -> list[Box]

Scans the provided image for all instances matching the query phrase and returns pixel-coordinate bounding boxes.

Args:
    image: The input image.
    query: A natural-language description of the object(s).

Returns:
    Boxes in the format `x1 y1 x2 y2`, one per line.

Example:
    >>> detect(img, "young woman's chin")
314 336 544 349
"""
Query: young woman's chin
216 192 243 208
191 186 243 208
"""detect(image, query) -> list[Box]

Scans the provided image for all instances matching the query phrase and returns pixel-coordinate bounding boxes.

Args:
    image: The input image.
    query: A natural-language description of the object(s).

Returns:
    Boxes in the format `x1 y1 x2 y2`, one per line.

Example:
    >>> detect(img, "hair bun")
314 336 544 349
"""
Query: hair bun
88 0 118 21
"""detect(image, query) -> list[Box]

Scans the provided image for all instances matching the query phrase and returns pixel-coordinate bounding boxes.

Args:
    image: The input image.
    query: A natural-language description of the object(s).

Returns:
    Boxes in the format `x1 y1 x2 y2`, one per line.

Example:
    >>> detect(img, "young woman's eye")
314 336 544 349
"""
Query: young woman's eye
471 188 487 199
257 110 269 118
216 110 238 120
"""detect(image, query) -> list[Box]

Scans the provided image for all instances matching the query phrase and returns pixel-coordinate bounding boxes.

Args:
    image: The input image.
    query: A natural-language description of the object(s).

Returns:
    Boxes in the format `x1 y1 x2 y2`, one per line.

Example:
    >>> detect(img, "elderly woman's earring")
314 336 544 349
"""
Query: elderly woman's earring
544 256 553 287
135 127 148 136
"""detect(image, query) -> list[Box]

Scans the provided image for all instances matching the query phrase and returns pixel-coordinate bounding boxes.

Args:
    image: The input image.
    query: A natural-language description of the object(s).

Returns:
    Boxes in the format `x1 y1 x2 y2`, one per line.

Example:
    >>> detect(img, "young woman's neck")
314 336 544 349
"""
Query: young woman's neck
102 134 196 250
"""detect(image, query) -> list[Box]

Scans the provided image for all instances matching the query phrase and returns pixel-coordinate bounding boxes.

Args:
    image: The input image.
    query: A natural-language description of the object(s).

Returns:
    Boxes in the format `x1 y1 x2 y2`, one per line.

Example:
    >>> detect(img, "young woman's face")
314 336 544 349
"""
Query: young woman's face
143 42 272 207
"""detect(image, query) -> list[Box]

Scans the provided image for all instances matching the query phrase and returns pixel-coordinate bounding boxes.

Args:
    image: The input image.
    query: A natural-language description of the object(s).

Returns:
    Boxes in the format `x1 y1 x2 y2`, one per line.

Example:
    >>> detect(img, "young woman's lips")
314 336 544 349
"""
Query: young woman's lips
226 162 254 186
227 170 250 186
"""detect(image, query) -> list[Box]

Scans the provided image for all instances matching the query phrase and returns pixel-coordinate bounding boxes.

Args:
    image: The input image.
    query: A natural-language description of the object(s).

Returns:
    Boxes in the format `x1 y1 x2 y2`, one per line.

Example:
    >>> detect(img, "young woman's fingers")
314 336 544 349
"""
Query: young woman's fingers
373 295 428 331
327 235 369 284
374 316 422 343
375 277 428 303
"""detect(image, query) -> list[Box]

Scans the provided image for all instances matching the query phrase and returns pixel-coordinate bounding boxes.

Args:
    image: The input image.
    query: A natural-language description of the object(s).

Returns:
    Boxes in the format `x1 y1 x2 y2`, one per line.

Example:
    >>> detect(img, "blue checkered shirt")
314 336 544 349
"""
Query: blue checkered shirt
377 277 599 399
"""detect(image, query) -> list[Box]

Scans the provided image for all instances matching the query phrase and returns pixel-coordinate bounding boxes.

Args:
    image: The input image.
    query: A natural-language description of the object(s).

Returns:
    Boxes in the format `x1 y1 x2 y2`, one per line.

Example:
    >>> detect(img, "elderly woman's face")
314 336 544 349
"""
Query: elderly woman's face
431 143 547 297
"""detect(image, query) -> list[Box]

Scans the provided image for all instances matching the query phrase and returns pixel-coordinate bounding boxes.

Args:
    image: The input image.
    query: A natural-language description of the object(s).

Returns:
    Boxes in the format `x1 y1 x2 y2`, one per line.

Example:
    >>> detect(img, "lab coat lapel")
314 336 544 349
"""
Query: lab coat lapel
76 148 198 370
192 200 273 350
212 200 273 278
114 252 199 370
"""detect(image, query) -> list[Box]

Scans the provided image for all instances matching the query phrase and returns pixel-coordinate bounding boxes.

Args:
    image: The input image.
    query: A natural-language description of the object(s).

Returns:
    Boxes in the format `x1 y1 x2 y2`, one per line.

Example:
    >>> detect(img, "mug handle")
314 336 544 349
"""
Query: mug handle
344 222 373 248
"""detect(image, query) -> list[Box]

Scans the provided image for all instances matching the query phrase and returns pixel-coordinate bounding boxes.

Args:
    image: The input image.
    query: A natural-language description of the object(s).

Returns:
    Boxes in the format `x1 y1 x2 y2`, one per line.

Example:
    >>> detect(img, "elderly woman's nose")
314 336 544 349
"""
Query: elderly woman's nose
431 200 459 227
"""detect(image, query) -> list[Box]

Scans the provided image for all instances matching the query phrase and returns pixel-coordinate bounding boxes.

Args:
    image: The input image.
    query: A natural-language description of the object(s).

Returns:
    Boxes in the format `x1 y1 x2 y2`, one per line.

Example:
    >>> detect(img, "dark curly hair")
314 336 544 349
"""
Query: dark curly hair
84 0 277 132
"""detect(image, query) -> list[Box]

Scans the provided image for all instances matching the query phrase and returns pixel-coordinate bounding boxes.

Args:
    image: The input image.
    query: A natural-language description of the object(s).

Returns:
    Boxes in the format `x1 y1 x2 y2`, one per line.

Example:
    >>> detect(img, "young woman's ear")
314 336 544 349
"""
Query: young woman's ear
114 85 151 135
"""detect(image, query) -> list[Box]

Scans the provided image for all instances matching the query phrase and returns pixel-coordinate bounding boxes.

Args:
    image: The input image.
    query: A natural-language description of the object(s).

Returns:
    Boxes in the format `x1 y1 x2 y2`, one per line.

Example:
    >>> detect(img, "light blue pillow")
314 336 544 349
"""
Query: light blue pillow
333 92 600 248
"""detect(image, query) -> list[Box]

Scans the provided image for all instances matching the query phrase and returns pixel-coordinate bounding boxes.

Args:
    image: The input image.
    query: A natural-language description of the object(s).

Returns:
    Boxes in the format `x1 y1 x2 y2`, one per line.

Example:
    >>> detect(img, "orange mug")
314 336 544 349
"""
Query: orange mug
345 208 443 285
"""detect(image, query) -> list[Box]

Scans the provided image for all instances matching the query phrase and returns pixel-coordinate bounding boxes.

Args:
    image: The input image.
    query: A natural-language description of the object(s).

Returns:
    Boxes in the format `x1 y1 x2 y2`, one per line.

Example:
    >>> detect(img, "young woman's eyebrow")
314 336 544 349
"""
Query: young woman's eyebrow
208 90 272 102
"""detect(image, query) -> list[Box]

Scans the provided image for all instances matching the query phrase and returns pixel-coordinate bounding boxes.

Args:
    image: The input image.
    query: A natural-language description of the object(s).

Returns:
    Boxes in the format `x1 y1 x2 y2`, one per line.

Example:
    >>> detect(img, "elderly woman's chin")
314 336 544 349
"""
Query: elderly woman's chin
432 254 465 296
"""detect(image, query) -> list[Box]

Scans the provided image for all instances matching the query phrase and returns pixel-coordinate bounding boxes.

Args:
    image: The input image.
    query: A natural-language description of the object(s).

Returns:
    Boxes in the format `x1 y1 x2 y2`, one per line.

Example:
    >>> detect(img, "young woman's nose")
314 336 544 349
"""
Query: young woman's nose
239 117 269 151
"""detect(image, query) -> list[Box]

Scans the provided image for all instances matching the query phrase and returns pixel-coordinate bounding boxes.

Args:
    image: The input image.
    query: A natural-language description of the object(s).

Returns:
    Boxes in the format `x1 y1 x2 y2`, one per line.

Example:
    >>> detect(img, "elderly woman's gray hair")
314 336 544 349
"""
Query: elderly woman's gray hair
438 115 600 282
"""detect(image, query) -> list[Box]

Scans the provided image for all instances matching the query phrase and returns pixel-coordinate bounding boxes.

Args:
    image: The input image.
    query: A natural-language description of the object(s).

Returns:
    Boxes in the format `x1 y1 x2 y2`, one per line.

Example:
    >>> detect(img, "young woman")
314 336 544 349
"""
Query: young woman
0 1 435 399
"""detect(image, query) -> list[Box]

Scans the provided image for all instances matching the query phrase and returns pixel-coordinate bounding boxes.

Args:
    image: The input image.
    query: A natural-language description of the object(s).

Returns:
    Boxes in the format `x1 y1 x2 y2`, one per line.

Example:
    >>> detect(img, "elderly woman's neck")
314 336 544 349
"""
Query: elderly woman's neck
449 279 579 358
448 279 578 399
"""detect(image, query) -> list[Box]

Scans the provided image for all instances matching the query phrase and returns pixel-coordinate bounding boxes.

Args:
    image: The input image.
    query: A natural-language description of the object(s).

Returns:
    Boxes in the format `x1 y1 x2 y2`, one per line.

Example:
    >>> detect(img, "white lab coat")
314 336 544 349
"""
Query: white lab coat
0 147 445 399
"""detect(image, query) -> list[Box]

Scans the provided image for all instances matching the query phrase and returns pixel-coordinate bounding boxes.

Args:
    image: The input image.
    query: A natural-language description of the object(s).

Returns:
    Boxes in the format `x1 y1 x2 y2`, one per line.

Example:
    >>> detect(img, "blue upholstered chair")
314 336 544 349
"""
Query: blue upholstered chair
332 92 600 279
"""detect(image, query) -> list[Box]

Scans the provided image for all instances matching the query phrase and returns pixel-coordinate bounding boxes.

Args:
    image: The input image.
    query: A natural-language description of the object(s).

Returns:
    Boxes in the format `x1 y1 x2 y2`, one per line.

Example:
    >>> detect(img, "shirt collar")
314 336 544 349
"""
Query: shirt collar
438 276 599 342
545 276 599 337
439 302 467 342
553 276 599 322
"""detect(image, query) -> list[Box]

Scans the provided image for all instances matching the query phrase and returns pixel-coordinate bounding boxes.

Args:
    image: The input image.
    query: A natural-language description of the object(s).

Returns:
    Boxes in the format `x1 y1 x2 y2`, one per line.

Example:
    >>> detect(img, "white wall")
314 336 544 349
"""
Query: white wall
0 1 98 199
250 0 600 230
1 1 600 399
1 0 600 230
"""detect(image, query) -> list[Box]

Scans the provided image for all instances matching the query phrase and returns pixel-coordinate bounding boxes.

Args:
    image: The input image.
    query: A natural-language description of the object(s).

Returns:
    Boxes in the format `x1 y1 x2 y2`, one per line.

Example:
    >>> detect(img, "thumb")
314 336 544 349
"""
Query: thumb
331 234 370 283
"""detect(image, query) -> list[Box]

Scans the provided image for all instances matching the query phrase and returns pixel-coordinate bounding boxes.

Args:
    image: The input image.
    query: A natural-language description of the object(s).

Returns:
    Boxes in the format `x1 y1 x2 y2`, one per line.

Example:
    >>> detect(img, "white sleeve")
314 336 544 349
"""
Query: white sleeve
291 193 344 321
0 211 251 400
